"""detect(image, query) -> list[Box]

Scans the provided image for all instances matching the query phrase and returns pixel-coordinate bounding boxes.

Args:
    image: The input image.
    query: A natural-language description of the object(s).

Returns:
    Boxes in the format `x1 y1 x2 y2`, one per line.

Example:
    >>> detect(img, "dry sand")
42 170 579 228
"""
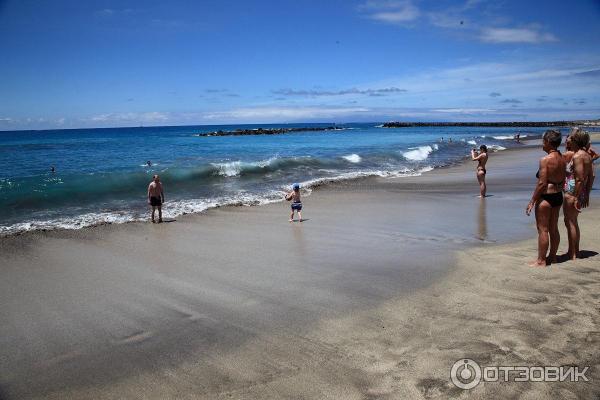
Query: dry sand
0 143 598 399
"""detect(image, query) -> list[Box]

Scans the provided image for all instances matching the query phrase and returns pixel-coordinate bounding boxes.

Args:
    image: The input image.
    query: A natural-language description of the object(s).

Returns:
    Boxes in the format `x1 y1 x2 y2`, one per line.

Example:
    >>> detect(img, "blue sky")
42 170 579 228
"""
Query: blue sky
1 0 599 130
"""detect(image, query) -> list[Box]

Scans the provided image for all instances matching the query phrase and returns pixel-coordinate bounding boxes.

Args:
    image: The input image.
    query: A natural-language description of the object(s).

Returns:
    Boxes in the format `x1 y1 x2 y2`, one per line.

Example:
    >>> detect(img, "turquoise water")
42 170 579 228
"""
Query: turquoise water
0 123 551 234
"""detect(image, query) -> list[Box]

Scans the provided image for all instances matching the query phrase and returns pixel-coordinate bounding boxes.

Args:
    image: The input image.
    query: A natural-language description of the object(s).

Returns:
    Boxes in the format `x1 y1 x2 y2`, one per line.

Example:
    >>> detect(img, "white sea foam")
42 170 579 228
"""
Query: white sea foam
467 140 477 145
0 211 144 236
298 166 434 193
492 135 527 140
211 156 278 177
488 145 506 151
342 154 361 163
213 161 243 177
0 165 439 236
402 145 434 161
0 193 284 236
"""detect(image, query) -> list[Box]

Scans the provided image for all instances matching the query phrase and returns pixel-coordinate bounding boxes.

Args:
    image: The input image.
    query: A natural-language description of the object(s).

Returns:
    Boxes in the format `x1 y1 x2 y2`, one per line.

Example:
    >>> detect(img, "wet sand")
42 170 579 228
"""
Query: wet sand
0 143 598 399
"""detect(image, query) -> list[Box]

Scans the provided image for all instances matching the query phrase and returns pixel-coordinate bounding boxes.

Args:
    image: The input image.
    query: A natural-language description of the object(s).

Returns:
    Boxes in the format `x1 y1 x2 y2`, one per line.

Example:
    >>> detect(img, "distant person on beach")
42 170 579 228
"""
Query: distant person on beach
148 175 164 223
526 130 565 267
515 132 521 143
471 145 488 197
285 183 303 222
562 129 594 260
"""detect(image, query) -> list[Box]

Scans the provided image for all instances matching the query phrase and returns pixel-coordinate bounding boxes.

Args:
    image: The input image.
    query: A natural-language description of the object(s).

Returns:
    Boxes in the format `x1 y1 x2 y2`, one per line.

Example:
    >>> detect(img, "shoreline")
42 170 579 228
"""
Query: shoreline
0 138 535 239
1 139 598 399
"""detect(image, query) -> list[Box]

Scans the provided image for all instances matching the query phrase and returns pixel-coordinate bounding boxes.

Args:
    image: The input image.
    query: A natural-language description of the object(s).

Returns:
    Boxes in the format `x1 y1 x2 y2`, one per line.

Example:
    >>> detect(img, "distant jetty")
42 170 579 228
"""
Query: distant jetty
382 120 599 128
196 126 341 137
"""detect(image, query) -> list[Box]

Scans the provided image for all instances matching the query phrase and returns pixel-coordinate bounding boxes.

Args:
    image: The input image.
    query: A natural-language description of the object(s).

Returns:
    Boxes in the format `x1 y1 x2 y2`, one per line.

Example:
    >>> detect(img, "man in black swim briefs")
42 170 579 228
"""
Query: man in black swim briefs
147 174 165 223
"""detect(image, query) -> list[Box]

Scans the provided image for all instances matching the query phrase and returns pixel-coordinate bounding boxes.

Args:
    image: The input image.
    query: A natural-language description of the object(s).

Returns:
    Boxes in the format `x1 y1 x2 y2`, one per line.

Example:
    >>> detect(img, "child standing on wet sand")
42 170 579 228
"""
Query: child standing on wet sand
285 183 303 222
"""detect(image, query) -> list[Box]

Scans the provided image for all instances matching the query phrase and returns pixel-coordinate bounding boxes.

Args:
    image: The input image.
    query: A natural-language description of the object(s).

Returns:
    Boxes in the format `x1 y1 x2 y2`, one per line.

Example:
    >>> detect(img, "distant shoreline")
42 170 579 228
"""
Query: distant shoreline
382 120 599 128
194 126 340 137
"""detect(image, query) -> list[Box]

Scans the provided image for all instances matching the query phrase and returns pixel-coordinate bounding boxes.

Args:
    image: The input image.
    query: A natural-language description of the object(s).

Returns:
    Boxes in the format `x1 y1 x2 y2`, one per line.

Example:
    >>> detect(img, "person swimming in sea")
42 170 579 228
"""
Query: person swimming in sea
471 145 488 197
147 174 165 223
146 160 152 167
285 183 303 222
525 130 566 267
50 165 55 173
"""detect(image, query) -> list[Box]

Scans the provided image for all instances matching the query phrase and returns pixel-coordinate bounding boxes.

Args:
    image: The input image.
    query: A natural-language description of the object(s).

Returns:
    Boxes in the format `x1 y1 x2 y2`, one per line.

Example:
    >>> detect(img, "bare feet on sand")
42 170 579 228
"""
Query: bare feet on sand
528 259 547 267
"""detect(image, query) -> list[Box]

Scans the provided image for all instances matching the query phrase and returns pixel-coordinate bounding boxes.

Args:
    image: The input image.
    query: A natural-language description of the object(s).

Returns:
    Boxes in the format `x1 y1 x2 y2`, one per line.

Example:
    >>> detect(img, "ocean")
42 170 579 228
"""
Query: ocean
0 123 551 235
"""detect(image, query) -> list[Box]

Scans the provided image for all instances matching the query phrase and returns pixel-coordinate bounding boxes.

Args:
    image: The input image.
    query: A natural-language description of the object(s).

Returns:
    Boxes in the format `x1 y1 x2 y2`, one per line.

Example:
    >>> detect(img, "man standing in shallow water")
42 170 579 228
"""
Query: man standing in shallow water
148 175 164 223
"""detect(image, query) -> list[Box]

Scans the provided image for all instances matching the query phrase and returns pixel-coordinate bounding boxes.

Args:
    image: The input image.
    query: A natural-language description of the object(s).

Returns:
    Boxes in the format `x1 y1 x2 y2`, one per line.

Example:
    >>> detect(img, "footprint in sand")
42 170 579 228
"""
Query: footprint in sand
116 330 153 345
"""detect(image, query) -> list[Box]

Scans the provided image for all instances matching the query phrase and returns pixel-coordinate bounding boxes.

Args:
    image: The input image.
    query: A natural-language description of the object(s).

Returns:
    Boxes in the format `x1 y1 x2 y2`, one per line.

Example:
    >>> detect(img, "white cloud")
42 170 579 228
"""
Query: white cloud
480 27 557 43
432 108 496 113
273 87 407 97
361 1 420 24
90 112 169 123
202 106 371 122
360 1 560 47
370 9 419 23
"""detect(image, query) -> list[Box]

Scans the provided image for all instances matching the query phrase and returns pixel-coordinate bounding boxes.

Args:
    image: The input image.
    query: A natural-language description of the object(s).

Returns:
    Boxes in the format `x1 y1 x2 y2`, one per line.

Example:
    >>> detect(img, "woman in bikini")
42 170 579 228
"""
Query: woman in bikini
562 129 593 260
526 130 566 267
471 145 488 197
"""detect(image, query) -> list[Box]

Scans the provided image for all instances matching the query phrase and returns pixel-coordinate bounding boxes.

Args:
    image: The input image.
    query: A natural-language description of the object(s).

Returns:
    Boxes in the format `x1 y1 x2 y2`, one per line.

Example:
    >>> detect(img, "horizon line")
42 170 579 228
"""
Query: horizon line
1 118 599 133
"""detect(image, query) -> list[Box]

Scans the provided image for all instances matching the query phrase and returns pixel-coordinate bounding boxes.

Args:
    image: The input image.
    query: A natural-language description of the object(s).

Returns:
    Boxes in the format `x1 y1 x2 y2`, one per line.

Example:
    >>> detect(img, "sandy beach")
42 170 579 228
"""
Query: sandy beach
1 142 598 399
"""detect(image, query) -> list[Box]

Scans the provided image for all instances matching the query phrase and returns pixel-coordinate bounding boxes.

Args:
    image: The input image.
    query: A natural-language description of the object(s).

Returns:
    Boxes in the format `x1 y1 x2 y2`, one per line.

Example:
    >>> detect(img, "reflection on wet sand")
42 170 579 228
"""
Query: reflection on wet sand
477 198 488 241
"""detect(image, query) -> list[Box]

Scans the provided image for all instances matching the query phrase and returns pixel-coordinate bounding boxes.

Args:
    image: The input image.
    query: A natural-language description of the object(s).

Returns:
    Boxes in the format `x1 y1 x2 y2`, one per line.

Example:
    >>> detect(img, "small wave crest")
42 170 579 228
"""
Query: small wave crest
211 156 280 177
342 154 362 163
402 145 435 161
298 166 434 192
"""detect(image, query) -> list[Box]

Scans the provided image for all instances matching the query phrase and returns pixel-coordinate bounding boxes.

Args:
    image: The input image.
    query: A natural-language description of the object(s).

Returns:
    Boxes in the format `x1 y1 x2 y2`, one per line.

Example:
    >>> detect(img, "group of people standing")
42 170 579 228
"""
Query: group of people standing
527 128 596 267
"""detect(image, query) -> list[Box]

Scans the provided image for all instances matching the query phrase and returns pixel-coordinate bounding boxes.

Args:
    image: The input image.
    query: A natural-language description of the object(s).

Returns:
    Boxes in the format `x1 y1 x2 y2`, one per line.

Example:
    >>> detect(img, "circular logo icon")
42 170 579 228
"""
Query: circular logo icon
450 358 482 390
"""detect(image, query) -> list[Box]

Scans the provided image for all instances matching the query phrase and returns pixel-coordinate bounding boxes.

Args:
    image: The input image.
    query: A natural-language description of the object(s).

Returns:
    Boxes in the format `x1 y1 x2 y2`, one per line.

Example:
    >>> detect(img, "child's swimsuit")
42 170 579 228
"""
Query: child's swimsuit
291 202 302 211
